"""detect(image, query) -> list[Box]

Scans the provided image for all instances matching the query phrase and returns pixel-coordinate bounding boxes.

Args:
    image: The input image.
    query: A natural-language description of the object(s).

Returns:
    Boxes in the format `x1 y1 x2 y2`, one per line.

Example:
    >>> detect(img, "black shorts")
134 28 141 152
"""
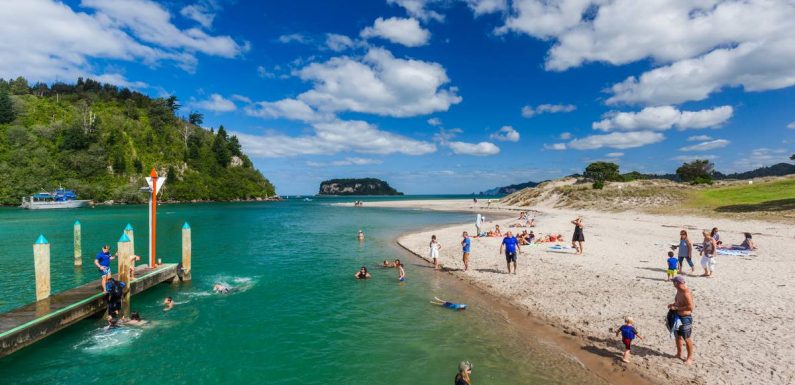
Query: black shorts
108 299 121 315
505 251 517 263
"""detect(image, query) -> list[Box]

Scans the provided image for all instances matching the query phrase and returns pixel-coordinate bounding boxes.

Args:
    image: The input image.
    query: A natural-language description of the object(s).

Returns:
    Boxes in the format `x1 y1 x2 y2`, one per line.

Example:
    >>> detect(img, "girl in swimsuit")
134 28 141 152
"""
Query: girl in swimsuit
429 235 442 270
396 260 406 282
355 266 371 279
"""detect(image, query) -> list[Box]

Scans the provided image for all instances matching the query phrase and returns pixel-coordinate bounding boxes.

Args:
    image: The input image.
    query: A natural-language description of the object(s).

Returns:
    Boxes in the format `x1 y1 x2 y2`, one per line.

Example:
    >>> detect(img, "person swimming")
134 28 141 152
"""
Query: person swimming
106 314 120 329
357 230 365 241
163 297 173 311
382 260 396 268
431 297 468 310
213 283 232 294
355 266 371 279
124 311 149 326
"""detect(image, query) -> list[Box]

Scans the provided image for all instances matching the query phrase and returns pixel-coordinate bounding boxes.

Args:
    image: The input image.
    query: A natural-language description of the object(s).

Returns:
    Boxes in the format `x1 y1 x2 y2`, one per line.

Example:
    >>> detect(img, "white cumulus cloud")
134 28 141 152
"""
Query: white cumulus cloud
325 34 355 52
191 94 236 112
593 106 733 132
245 98 328 122
606 152 624 157
448 141 501 156
180 4 215 29
679 139 730 152
360 17 430 47
466 0 508 16
490 126 520 142
387 0 444 22
788 122 795 129
567 131 665 150
521 103 576 118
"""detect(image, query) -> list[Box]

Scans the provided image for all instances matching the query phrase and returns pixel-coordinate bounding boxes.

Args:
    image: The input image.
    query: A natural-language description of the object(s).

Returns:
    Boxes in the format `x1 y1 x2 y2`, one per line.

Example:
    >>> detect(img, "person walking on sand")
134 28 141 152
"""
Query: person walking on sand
461 231 471 271
615 316 643 363
430 235 442 270
500 231 521 274
455 361 473 385
94 245 116 293
666 251 679 281
571 217 585 254
700 230 717 277
676 230 695 274
668 276 695 365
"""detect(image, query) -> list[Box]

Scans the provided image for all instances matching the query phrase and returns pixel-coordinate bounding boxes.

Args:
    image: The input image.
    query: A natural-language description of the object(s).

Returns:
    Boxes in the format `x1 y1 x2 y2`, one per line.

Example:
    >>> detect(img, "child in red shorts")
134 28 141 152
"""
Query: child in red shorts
615 316 644 362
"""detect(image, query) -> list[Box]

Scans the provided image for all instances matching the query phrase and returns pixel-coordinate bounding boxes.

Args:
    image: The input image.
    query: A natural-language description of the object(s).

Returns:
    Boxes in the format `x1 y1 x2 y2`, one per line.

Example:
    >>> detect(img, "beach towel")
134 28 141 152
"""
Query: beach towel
666 310 681 340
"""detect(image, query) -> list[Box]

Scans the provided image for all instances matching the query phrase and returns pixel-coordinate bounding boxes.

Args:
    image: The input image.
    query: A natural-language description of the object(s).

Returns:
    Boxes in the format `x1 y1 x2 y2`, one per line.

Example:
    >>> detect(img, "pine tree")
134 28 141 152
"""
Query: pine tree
0 91 15 124
213 125 231 167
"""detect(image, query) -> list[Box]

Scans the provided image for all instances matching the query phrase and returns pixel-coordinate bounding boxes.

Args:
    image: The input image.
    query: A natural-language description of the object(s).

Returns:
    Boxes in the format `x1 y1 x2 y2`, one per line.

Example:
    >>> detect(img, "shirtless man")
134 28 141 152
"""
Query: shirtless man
668 276 695 365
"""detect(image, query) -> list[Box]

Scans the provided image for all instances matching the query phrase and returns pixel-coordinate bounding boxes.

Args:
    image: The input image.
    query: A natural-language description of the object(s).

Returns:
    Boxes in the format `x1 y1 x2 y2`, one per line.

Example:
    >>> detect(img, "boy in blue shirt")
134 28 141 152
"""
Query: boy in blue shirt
666 251 679 281
94 245 116 293
615 316 643 362
461 231 471 271
499 231 521 274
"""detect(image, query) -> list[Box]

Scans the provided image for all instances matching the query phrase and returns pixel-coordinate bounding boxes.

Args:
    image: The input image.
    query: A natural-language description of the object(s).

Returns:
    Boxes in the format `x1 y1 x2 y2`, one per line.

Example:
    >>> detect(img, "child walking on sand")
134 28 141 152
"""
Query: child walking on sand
666 251 678 281
615 316 643 362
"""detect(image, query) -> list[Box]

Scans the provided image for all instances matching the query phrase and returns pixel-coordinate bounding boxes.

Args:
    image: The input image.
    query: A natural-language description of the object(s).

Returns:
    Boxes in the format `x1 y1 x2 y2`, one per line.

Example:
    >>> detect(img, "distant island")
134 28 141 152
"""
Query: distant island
0 76 275 205
318 178 403 195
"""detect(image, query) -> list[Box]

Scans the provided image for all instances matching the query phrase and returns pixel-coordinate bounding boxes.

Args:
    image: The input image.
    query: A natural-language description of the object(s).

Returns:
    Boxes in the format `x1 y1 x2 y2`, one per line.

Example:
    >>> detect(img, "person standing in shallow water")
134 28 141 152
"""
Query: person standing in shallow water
668 276 695 365
357 230 364 241
571 217 585 254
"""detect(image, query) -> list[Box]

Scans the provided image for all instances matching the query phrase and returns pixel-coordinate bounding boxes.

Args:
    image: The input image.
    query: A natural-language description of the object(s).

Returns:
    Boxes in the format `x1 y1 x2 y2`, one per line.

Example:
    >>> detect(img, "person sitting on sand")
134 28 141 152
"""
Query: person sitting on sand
517 230 530 245
355 266 371 279
455 361 473 385
163 297 173 311
494 225 502 237
739 232 757 250
382 260 396 268
431 296 468 310
396 260 406 282
710 227 722 246
615 316 643 363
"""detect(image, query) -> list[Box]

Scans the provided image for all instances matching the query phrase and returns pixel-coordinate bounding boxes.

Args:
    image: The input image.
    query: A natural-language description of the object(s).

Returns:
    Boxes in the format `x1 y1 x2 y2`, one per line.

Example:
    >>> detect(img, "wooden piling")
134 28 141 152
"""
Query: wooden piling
181 222 192 281
117 233 132 317
73 220 82 267
124 223 134 257
33 235 51 301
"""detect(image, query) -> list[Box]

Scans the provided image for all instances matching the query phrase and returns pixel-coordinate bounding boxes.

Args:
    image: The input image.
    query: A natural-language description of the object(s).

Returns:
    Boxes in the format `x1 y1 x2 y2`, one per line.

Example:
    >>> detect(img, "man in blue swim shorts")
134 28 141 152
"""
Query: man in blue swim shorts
500 231 521 274
668 276 695 365
94 245 115 293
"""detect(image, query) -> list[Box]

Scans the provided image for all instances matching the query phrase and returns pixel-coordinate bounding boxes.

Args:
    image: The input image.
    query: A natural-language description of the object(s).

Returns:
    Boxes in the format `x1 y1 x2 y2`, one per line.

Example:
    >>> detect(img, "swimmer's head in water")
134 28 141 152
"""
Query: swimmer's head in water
394 259 401 266
131 312 141 321
164 297 173 303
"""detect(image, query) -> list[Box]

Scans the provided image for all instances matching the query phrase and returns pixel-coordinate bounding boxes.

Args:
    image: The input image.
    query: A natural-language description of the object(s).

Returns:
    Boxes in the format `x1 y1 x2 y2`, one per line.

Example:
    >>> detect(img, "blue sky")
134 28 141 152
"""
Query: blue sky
3 0 795 194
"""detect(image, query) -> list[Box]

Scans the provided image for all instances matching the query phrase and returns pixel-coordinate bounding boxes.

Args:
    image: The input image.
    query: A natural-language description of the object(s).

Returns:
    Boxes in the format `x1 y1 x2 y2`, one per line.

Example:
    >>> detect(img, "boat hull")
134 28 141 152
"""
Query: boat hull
21 200 90 210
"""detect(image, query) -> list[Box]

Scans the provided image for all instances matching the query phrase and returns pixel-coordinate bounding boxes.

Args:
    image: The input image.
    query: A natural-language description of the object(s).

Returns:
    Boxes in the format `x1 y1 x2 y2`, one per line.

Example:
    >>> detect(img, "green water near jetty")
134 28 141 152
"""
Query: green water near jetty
0 198 605 384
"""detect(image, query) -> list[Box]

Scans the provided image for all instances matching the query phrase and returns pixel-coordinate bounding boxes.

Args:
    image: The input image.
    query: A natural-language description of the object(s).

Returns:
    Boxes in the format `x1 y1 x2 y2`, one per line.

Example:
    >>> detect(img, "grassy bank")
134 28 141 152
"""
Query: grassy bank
686 178 795 213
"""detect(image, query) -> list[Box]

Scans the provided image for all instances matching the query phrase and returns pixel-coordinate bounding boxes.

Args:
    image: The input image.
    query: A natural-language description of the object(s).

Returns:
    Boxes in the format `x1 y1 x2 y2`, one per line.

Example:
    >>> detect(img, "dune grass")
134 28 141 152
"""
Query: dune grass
688 178 795 213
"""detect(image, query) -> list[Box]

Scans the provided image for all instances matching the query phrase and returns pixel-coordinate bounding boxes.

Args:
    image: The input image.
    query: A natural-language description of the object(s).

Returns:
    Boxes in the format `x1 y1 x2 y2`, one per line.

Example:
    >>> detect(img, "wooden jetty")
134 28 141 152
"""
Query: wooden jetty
0 264 178 358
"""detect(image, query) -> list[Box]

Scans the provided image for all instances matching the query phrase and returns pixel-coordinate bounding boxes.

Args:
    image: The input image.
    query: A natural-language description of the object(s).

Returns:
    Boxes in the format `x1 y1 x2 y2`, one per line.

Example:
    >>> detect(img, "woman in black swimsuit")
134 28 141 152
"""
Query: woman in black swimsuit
571 217 585 254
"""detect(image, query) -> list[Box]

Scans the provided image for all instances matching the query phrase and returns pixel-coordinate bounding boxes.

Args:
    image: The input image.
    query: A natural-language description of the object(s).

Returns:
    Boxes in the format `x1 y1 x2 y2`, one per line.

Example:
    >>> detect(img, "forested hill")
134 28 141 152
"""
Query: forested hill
0 76 275 205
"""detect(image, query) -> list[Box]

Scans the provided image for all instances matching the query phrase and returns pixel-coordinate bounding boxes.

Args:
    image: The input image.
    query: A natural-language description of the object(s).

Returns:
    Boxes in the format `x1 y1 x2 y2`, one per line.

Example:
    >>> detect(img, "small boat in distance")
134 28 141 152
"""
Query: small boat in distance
21 188 90 209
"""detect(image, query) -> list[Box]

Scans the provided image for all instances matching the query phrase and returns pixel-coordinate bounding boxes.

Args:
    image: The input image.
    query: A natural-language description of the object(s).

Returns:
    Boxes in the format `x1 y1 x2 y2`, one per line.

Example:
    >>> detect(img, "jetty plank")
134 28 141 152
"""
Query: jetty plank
0 264 177 358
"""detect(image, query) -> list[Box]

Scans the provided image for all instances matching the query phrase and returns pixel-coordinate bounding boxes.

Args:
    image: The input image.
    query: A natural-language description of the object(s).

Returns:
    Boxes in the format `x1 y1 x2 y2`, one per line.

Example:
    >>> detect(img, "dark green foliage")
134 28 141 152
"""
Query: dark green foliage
676 160 714 184
592 180 605 189
188 111 203 126
318 178 402 195
0 91 15 124
584 162 621 189
212 125 231 167
0 77 275 205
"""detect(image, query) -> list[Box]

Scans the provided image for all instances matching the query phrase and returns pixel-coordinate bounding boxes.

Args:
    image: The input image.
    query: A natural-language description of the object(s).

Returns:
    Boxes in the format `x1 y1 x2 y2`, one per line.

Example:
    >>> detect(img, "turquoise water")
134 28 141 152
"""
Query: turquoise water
0 198 604 384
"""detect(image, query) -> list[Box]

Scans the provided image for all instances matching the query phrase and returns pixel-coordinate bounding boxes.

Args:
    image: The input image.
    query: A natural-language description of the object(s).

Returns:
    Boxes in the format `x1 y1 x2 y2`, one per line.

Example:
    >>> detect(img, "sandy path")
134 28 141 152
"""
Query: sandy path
356 199 795 385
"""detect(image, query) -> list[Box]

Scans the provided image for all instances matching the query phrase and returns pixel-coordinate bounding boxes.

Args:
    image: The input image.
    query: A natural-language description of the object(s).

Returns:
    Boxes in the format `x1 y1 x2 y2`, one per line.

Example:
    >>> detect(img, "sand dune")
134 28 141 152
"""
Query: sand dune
356 199 794 385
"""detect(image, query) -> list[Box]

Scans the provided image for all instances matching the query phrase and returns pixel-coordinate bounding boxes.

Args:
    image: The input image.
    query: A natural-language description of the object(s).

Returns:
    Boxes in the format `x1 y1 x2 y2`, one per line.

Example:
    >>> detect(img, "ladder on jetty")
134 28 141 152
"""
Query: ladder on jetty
0 264 178 358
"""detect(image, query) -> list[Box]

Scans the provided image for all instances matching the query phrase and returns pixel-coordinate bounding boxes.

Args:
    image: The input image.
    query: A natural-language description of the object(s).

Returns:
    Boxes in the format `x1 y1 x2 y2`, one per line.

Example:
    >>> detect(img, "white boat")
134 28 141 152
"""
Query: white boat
21 189 90 210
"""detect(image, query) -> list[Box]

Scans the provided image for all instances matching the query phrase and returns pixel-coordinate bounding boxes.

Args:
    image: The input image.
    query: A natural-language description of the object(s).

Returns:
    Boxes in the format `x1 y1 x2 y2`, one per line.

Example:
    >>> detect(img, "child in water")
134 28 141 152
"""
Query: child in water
615 316 643 362
163 297 173 311
666 251 679 281
396 259 406 282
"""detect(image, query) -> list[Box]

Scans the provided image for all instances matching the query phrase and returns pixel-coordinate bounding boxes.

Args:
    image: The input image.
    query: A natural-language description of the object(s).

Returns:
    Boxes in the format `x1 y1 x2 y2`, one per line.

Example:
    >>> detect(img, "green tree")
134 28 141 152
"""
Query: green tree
583 161 620 189
213 125 231 167
676 160 714 184
188 111 204 126
10 76 29 95
228 135 243 157
0 91 15 124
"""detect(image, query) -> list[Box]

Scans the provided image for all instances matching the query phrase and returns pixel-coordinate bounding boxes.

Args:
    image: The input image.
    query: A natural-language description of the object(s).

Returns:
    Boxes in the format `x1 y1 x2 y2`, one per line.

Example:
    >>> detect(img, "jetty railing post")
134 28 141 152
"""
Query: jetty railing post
73 220 82 267
33 235 51 301
117 233 132 317
124 223 134 257
182 222 192 281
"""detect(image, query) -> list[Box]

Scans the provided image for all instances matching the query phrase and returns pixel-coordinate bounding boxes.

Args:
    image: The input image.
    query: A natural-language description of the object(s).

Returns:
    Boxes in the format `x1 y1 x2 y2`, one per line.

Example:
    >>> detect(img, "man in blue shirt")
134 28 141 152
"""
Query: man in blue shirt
94 245 115 293
500 231 521 274
461 231 471 271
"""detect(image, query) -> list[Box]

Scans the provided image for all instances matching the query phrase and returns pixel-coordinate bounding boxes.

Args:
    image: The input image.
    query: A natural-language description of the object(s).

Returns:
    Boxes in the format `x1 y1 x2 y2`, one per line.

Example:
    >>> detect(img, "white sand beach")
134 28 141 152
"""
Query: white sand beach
358 199 795 385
